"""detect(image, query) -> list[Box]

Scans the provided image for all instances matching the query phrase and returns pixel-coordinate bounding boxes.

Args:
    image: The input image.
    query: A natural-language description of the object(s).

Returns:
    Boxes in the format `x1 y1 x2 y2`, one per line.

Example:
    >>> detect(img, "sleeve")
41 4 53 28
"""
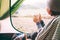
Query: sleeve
52 21 60 40
36 20 45 29
35 18 59 40
40 20 45 27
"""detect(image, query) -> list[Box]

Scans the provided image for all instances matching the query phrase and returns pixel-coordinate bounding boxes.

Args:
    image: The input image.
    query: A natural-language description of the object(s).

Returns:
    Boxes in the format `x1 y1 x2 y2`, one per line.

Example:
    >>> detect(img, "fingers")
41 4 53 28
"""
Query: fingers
33 14 42 23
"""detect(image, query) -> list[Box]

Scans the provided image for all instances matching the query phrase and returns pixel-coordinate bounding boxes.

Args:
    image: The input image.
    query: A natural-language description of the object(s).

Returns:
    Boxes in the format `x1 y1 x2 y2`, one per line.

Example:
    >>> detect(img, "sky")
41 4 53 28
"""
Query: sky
11 0 17 6
11 0 48 6
22 0 48 7
22 0 47 5
11 0 50 16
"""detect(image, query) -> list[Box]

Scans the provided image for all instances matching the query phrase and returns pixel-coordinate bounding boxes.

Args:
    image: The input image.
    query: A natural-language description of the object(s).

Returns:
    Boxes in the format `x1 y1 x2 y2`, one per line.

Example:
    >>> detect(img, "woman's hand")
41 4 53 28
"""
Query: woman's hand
33 14 42 23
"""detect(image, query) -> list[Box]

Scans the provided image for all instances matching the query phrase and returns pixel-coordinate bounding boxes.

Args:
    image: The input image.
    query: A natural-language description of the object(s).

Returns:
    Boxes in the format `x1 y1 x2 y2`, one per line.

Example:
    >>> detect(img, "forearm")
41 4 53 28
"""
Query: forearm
36 20 45 29
40 20 45 27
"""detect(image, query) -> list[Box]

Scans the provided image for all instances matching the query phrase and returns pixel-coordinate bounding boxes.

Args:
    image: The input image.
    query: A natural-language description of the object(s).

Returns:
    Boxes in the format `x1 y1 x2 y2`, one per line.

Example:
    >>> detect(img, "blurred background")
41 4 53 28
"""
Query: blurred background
0 0 53 33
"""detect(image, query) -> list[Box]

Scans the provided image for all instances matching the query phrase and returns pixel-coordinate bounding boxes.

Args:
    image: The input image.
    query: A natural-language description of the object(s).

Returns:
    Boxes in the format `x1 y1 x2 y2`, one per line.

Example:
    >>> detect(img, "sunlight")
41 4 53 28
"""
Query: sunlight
22 0 48 5
12 0 49 17
15 0 49 16
11 0 17 6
